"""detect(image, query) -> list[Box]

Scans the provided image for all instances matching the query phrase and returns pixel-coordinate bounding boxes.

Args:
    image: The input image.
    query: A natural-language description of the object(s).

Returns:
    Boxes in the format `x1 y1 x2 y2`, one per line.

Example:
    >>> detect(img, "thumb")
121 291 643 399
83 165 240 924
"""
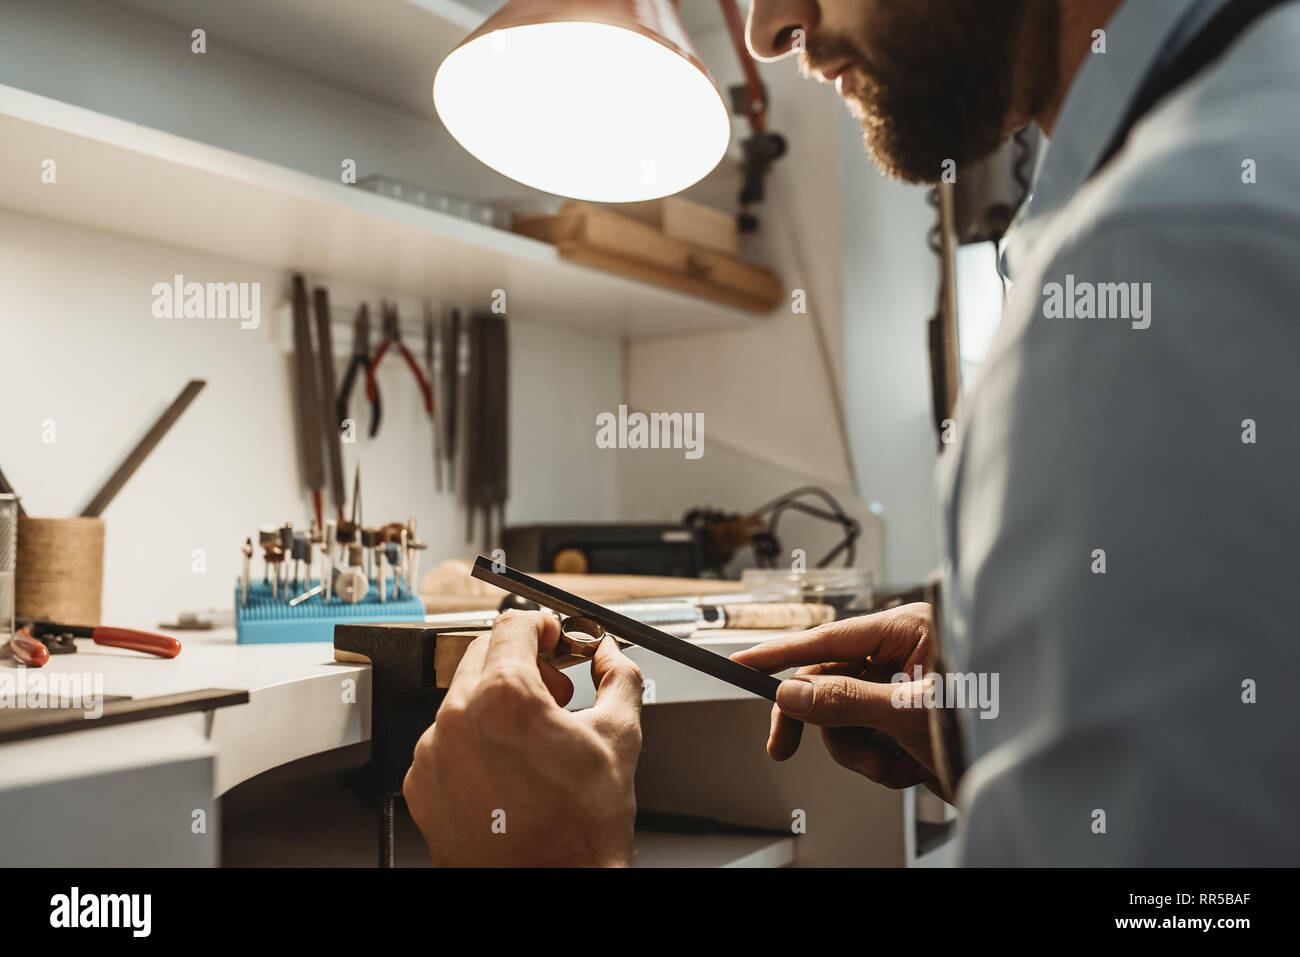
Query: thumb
775 674 898 731
589 637 645 728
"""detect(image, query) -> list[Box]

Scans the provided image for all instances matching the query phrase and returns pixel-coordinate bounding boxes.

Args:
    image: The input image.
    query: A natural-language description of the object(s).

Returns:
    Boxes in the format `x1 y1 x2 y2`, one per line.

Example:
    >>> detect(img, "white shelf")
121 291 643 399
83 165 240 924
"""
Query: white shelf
110 0 484 118
0 85 763 339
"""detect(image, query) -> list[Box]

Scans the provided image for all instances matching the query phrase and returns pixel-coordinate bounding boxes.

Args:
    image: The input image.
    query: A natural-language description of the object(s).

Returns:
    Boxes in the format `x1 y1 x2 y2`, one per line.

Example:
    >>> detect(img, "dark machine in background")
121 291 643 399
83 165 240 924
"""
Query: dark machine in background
503 486 860 579
502 523 704 578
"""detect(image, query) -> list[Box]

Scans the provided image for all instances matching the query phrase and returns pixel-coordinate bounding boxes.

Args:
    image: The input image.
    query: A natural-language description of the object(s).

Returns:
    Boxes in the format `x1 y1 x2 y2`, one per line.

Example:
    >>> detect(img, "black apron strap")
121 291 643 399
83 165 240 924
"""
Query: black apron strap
1092 0 1294 180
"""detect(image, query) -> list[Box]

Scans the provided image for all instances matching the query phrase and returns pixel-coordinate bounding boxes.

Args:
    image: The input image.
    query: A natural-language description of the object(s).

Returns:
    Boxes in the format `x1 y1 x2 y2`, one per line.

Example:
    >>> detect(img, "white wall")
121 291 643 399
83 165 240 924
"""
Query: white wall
838 116 943 586
620 23 941 587
0 0 623 627
0 210 621 626
617 26 862 560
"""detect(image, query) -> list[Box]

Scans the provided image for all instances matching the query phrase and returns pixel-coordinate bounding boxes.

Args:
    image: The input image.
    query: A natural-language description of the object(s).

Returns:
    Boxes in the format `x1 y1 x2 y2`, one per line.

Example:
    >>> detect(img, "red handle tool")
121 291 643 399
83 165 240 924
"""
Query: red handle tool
85 627 182 658
10 628 50 667
11 623 183 668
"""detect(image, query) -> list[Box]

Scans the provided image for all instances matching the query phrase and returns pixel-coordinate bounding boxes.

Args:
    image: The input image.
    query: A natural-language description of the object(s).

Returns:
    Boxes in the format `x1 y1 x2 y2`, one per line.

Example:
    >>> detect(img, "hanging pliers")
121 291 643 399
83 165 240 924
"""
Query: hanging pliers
337 305 380 438
365 303 434 437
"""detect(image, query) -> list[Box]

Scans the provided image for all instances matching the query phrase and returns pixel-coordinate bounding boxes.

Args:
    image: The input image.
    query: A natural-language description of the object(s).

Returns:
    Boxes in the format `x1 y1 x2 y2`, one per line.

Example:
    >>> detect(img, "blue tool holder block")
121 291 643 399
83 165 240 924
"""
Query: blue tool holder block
235 580 426 644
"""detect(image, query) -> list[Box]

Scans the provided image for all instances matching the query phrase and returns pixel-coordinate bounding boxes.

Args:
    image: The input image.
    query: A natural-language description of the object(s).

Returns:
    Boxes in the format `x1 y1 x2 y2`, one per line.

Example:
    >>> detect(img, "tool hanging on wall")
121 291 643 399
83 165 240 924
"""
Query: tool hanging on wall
291 275 326 529
337 305 380 440
80 380 206 517
444 308 463 493
313 286 347 520
459 312 477 543
423 305 446 493
365 303 434 438
459 313 509 552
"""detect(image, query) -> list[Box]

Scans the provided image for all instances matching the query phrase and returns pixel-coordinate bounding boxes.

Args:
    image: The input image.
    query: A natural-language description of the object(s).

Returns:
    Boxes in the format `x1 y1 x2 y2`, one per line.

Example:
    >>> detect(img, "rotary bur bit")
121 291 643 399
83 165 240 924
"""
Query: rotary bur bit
258 526 278 582
279 523 294 603
332 542 369 604
323 519 337 603
360 526 379 592
240 537 253 607
291 533 309 592
398 527 409 598
337 519 357 567
406 519 426 604
376 532 389 604
384 540 403 603
263 542 284 601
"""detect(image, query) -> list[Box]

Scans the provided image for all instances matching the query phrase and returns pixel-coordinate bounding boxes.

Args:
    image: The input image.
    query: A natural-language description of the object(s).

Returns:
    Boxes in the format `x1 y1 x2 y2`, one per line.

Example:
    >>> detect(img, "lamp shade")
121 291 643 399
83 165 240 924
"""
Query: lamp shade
433 0 732 203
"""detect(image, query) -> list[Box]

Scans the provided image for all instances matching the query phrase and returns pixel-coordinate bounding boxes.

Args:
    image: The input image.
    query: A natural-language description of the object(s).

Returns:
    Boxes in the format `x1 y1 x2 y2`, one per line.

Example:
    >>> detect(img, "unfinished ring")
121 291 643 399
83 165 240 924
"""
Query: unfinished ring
558 616 605 657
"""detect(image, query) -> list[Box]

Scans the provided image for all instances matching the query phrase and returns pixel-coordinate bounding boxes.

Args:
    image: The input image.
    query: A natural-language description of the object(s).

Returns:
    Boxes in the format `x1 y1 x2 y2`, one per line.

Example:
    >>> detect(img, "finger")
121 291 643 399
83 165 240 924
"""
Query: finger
440 633 492 712
768 663 845 761
588 637 644 726
774 674 900 731
822 727 940 790
482 611 561 689
768 701 804 760
730 603 930 675
537 656 575 707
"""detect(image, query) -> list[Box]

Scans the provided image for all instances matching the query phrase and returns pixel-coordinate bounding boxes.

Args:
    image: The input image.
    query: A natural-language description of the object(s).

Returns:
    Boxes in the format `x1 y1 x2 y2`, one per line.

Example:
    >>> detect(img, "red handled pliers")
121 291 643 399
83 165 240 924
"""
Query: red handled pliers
364 303 433 437
337 304 380 439
9 621 182 668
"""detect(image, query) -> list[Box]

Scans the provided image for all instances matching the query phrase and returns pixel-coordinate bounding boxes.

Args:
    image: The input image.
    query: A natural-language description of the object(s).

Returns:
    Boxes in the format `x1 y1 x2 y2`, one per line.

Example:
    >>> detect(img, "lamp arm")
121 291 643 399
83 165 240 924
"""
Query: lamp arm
716 0 769 134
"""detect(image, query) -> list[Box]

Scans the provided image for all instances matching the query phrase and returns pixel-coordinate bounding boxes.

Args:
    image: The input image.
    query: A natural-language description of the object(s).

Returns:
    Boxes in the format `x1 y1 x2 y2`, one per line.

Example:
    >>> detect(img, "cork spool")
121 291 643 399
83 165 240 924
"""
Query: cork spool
15 517 105 626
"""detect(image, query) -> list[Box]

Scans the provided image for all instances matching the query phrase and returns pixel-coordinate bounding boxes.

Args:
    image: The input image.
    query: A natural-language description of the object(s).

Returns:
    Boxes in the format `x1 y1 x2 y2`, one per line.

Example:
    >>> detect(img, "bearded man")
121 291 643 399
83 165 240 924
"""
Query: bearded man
403 0 1300 866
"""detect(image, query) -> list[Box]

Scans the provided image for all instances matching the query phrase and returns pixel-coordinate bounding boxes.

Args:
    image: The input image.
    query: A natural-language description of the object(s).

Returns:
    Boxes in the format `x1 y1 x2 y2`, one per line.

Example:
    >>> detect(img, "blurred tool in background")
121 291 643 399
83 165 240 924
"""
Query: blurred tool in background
502 487 860 580
424 592 838 637
461 312 509 552
442 309 462 494
80 379 206 518
291 275 326 529
9 619 181 668
366 302 434 438
240 504 425 643
423 305 446 493
337 304 380 439
240 537 253 608
313 286 347 520
686 486 861 574
0 494 17 650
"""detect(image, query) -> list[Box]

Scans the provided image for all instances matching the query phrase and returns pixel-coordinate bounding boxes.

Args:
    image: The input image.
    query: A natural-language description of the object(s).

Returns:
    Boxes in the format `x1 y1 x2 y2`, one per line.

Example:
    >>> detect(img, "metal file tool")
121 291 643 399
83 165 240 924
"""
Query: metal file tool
469 556 782 701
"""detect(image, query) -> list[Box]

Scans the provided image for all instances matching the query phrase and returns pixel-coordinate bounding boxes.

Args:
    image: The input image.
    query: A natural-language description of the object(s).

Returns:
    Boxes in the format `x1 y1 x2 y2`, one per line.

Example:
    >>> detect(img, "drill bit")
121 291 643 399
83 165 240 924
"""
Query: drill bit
292 534 308 591
263 543 284 601
398 527 409 599
323 519 337 603
258 527 277 582
408 536 426 606
280 524 294 603
240 537 253 607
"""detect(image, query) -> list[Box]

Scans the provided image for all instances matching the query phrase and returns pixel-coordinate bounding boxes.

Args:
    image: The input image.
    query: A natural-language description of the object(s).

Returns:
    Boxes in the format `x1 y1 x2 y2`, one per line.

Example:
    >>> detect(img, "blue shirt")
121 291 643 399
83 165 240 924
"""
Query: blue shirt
938 0 1300 865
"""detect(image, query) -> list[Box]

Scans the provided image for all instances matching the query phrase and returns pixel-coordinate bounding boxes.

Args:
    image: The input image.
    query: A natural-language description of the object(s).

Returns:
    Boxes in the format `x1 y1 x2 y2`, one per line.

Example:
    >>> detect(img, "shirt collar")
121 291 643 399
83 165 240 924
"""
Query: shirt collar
1003 0 1233 277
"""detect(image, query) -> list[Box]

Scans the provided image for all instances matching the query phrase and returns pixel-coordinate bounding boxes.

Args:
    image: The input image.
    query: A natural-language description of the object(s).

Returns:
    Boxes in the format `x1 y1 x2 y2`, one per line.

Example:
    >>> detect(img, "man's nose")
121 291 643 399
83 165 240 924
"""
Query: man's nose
746 0 819 61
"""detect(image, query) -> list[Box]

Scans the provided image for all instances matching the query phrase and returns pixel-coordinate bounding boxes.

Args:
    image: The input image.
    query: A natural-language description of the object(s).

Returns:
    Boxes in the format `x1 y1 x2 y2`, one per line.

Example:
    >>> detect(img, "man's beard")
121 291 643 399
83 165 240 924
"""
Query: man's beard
803 1 1054 184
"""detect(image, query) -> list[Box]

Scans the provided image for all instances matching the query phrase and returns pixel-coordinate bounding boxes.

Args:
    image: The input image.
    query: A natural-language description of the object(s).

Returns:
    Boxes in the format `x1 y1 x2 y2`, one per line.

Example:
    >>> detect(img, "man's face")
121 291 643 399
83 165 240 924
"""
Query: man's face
747 0 1051 184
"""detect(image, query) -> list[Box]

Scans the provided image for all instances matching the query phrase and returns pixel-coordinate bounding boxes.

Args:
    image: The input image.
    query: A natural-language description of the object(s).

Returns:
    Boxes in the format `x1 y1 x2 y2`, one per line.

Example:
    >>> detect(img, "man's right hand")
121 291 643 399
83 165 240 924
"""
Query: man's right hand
730 603 950 801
